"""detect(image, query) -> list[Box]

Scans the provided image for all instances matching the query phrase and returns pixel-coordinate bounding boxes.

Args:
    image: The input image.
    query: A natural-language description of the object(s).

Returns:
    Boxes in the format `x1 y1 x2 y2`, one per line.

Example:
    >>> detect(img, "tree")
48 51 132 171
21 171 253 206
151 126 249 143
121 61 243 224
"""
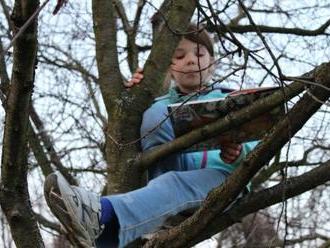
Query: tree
0 0 329 247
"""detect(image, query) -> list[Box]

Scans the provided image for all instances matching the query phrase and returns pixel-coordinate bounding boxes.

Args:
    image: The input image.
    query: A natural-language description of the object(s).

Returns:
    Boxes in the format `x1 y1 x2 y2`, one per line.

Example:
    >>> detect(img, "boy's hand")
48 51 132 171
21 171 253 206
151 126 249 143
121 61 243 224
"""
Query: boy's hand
124 68 144 87
218 138 242 164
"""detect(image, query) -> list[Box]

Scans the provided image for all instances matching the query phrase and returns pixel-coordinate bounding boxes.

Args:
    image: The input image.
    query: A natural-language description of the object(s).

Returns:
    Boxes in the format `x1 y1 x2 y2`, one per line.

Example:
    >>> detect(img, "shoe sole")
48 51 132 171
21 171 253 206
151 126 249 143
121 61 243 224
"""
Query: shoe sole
44 173 92 248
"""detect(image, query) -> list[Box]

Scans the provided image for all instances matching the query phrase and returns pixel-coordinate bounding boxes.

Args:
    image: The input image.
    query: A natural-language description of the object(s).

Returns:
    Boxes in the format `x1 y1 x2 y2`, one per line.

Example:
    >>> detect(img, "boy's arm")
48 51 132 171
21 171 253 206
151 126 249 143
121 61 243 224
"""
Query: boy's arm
140 103 194 179
140 102 174 150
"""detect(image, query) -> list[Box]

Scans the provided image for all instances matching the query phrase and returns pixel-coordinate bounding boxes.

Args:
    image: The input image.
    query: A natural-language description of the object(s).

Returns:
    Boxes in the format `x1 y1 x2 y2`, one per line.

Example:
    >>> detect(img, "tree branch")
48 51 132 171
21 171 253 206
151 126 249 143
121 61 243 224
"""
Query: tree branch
0 39 10 101
28 124 53 177
144 62 330 247
38 44 98 83
193 159 330 245
138 78 306 170
96 0 197 193
113 0 139 72
251 146 320 188
0 0 14 36
92 0 123 113
0 0 44 247
29 105 78 186
218 18 330 36
34 212 62 234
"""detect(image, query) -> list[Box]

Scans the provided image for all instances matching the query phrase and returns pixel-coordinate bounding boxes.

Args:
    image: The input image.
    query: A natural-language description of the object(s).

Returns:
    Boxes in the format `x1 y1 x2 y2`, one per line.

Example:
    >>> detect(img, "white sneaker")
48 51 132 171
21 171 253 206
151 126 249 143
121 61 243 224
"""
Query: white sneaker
44 171 104 247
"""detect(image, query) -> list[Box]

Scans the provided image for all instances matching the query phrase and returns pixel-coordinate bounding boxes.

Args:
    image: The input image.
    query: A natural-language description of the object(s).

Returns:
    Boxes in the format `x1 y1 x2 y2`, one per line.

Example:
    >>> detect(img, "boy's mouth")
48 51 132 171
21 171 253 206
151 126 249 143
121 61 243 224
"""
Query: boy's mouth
185 69 200 74
185 66 209 74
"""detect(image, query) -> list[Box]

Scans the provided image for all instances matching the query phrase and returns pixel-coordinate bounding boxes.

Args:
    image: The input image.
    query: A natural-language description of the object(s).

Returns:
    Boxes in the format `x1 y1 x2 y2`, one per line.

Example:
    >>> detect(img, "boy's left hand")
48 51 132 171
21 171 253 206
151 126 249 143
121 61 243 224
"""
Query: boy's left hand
124 68 144 88
218 139 242 164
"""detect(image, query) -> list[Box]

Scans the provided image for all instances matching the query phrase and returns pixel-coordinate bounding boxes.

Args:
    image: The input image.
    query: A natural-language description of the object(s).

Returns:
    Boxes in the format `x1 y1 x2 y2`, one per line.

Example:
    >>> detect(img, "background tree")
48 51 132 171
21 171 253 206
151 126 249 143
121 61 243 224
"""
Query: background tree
0 0 329 247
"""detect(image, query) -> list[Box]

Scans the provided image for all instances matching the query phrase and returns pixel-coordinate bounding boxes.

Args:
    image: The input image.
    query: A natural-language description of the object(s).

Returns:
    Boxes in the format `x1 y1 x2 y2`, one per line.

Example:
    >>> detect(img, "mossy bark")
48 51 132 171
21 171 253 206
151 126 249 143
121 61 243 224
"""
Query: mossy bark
0 0 44 247
144 63 330 247
92 0 196 193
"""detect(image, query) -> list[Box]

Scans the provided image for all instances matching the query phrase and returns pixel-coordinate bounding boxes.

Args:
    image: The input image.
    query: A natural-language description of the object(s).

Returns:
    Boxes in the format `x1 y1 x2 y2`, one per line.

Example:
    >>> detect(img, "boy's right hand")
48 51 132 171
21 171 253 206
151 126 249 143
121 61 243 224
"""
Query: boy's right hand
218 137 242 164
124 68 144 88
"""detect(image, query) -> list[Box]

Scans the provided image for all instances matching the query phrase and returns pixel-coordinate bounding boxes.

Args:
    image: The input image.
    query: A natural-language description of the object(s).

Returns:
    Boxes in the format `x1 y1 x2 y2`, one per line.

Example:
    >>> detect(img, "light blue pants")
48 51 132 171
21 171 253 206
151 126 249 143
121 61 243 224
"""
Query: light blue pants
97 168 229 247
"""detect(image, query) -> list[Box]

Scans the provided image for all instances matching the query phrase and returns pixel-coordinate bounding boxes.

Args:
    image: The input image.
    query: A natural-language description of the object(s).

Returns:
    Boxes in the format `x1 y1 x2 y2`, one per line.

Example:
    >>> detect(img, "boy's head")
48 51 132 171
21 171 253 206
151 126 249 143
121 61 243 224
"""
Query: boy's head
169 24 215 94
183 24 214 57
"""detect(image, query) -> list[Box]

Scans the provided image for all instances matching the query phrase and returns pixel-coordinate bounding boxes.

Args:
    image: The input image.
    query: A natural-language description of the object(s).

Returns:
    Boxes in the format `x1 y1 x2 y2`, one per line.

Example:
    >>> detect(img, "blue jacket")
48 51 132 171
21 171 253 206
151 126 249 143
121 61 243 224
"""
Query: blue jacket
140 86 257 179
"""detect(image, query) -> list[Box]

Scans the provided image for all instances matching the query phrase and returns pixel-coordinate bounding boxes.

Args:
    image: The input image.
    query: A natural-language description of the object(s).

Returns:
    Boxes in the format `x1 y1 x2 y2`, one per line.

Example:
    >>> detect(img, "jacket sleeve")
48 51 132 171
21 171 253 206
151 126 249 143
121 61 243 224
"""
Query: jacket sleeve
140 102 194 179
140 102 175 150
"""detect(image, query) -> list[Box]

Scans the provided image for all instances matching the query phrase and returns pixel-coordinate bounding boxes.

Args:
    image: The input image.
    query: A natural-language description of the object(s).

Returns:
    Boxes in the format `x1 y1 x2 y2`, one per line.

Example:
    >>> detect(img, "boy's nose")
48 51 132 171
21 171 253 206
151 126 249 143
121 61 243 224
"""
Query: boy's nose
186 53 196 65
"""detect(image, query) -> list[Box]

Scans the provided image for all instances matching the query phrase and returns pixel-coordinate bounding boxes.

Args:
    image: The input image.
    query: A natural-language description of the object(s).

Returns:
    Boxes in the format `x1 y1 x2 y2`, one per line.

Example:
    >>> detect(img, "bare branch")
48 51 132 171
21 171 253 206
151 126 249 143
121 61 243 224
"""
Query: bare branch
0 40 10 99
113 0 139 71
139 78 306 170
144 62 330 247
38 44 98 83
133 0 146 31
0 0 44 246
0 0 14 36
29 105 78 186
196 159 330 246
252 145 322 187
34 212 62 234
212 19 330 36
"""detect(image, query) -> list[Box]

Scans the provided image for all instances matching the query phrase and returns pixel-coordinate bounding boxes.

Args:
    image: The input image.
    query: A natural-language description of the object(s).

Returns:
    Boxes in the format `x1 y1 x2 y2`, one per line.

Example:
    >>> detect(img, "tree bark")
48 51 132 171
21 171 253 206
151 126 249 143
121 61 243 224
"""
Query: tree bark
0 0 44 247
93 0 197 193
138 77 306 170
144 62 330 247
198 159 330 245
211 19 330 36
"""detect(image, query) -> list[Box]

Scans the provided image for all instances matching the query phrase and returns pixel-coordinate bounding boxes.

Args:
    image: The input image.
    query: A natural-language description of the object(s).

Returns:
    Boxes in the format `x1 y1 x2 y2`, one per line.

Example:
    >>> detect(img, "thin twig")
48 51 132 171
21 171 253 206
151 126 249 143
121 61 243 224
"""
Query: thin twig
108 66 244 149
2 0 50 56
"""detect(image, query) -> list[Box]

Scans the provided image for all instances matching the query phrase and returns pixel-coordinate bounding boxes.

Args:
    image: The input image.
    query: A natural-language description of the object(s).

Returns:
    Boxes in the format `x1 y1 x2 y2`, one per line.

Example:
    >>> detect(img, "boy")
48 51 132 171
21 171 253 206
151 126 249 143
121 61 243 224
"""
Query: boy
44 24 257 248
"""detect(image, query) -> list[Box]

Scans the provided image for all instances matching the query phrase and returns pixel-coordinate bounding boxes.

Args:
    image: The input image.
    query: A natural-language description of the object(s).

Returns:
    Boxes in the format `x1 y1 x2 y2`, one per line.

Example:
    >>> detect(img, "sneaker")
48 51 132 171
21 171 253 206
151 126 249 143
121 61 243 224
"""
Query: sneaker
44 171 104 247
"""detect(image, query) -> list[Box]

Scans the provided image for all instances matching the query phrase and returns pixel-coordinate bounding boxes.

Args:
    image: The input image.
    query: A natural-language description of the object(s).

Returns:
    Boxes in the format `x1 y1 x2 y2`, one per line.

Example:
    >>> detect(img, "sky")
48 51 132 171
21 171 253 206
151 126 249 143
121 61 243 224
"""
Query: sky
0 0 329 247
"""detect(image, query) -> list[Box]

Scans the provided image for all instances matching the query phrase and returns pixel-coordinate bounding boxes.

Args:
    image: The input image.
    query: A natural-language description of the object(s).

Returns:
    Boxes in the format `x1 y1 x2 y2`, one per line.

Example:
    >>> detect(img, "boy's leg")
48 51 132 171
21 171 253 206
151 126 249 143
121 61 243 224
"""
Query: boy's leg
44 172 103 248
147 153 195 180
44 169 229 248
103 168 229 247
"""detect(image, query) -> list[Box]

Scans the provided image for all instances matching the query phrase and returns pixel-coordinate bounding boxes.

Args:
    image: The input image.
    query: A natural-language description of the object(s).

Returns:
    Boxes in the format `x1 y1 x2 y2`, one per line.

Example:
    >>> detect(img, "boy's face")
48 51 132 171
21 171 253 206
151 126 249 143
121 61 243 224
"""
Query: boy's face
170 38 213 94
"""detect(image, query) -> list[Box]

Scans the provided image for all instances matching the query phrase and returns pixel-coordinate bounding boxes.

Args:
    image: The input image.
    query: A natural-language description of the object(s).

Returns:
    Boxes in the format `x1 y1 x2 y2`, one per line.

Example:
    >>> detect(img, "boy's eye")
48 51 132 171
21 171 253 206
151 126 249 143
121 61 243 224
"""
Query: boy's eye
197 53 205 57
174 55 184 60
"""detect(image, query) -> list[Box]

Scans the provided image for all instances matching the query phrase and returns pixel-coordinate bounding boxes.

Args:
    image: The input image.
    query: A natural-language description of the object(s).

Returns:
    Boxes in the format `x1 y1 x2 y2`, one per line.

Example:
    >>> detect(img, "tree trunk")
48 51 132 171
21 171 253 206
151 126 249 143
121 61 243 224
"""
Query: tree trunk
0 0 44 247
92 0 197 193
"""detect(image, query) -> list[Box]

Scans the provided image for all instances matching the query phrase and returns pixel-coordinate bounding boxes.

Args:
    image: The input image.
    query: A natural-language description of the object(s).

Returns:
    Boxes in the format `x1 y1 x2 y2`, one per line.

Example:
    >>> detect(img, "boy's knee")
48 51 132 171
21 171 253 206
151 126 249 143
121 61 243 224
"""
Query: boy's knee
162 171 179 181
149 171 178 186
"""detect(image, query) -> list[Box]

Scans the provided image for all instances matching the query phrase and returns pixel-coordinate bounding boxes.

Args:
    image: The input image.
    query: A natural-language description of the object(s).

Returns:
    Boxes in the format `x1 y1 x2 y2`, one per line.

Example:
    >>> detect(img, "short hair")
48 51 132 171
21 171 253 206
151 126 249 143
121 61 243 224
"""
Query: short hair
183 24 214 57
